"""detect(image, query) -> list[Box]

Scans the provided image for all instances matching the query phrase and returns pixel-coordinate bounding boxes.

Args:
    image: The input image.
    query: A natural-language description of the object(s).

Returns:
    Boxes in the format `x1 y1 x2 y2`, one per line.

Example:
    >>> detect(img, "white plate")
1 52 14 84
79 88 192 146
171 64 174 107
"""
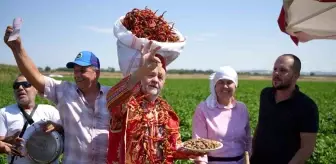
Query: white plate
182 139 223 153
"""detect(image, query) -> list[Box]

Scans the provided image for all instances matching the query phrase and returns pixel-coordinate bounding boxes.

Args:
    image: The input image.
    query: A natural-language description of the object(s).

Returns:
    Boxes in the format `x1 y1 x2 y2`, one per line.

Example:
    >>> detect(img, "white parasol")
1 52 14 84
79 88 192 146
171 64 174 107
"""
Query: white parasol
278 0 336 45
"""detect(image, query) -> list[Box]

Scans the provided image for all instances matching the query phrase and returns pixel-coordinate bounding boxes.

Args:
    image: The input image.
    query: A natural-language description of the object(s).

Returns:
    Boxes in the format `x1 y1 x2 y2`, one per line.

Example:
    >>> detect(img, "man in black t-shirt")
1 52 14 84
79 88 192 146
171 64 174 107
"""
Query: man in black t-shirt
250 54 319 164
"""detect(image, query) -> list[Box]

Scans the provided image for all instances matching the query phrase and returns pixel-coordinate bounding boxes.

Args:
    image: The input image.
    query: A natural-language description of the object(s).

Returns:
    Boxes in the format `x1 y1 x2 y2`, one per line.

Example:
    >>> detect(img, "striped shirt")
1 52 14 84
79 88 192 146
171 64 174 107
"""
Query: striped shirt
41 76 111 164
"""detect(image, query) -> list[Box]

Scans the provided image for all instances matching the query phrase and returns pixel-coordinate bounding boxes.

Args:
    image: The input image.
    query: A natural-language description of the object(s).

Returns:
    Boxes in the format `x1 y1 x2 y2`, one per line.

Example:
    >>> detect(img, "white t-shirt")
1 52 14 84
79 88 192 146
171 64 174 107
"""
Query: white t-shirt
0 104 61 164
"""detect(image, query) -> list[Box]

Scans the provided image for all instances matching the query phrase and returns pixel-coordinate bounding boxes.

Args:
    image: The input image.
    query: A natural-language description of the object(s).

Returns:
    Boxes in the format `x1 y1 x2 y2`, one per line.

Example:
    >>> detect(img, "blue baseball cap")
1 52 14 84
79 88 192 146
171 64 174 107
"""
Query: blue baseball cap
66 51 100 69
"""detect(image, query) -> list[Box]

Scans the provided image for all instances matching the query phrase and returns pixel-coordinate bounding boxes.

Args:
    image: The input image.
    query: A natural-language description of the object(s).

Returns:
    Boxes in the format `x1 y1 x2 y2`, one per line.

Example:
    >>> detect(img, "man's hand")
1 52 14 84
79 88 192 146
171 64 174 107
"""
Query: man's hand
3 131 25 157
0 140 24 157
3 23 46 93
3 131 24 145
137 40 162 77
40 121 64 134
178 147 207 158
4 26 22 50
139 40 162 68
129 41 162 86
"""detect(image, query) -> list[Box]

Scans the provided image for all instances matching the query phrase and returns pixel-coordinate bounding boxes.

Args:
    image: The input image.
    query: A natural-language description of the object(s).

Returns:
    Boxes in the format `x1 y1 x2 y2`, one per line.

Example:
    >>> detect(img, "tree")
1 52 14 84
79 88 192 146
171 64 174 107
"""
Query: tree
45 66 51 72
107 67 115 72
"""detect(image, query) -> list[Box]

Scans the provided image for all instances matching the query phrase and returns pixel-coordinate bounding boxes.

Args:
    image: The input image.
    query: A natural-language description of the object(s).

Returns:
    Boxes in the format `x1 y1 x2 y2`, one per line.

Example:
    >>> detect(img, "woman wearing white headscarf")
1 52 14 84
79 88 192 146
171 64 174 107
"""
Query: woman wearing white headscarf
192 66 252 164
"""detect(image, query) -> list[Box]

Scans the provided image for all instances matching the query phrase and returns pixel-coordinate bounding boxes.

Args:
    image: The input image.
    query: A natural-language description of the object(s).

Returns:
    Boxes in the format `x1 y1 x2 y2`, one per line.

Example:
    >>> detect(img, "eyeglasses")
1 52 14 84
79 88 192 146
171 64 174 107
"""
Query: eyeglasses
13 81 32 89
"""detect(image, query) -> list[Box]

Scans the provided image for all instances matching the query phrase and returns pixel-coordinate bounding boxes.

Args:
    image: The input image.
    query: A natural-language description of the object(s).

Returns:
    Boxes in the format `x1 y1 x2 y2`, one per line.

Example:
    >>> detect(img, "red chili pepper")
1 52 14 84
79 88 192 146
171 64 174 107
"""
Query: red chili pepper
121 7 180 42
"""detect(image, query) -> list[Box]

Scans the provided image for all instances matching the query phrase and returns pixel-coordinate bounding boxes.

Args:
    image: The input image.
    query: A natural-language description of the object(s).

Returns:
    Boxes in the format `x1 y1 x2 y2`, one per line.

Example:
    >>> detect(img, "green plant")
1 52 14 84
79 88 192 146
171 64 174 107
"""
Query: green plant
0 73 335 163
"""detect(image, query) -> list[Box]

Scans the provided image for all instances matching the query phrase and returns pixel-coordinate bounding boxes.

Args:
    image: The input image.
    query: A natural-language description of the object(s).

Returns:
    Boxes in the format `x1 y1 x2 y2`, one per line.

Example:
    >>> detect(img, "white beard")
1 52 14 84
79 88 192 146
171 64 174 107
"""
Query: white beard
147 87 160 96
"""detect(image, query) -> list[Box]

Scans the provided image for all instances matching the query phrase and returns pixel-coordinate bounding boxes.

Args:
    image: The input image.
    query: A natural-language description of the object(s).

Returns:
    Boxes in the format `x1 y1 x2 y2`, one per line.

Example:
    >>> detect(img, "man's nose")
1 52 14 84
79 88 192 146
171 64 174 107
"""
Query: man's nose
151 77 159 84
273 70 279 75
15 86 24 94
153 76 159 81
18 85 24 90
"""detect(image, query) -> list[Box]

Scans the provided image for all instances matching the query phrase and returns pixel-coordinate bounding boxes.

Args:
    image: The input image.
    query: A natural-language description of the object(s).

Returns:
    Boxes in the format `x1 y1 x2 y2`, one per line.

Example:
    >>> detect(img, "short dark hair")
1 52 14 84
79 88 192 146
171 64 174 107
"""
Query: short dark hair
281 54 301 75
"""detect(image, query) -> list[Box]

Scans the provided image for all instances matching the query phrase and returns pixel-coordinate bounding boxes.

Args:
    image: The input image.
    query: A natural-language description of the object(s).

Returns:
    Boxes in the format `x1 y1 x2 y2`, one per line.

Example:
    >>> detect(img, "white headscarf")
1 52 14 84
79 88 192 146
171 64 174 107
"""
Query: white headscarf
205 66 238 109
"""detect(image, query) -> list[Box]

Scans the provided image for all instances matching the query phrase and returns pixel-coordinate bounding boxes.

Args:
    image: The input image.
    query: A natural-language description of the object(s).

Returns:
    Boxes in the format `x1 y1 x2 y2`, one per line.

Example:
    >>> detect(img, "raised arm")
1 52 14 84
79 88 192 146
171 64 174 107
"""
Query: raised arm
106 40 162 108
4 26 45 93
107 41 162 135
106 73 141 109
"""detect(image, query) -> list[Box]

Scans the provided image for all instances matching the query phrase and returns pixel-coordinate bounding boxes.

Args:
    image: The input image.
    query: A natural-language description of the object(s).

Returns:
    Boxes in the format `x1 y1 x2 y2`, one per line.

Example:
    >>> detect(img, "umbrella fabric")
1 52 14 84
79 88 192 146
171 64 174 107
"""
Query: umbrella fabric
278 0 336 45
316 0 336 2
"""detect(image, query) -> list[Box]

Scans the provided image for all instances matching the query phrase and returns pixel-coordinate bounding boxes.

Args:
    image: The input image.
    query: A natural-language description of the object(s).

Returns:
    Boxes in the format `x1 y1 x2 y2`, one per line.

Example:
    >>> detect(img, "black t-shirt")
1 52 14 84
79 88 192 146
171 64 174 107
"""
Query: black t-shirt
251 86 319 164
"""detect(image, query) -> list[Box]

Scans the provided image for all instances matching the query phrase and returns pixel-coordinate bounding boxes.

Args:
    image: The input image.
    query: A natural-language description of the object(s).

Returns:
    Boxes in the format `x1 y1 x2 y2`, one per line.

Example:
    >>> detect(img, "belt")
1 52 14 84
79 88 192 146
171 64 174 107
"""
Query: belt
208 153 244 162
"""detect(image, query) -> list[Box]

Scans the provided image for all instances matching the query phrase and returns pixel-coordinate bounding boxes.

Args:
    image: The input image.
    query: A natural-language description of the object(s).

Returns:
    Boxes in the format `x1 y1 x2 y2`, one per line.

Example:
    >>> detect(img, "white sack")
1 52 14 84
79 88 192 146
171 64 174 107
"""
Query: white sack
114 16 186 77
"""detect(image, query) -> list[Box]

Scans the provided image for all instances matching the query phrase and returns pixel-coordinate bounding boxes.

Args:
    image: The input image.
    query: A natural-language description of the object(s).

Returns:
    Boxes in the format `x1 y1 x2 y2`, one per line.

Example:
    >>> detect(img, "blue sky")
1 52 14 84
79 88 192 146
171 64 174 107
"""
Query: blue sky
0 0 335 72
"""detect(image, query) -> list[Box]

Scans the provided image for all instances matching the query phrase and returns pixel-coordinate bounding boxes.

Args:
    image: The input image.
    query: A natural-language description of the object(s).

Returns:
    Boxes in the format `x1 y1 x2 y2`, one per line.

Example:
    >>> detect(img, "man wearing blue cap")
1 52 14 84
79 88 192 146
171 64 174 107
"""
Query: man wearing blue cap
4 26 111 164
65 51 102 93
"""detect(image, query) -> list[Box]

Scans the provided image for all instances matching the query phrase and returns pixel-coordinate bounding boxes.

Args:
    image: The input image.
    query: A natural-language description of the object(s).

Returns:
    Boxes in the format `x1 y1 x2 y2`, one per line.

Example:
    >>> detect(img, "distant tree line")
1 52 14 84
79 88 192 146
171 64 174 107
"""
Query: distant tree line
40 67 118 73
166 69 214 74
39 66 335 77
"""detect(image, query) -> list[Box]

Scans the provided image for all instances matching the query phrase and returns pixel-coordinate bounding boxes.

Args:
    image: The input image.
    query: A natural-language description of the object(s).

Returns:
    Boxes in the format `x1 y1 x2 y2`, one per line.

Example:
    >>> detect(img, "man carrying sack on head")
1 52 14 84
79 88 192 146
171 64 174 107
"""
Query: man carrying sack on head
106 41 204 164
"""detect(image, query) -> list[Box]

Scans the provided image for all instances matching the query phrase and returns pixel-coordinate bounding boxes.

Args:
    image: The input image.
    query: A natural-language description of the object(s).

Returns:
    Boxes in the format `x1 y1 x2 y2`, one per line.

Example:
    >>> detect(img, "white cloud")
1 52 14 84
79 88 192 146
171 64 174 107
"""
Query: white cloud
81 26 114 34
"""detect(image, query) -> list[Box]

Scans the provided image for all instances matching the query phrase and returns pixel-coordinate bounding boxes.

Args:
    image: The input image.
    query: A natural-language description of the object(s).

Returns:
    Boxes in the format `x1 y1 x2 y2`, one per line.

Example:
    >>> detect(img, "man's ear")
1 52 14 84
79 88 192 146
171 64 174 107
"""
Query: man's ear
96 70 101 78
293 72 300 80
33 87 38 95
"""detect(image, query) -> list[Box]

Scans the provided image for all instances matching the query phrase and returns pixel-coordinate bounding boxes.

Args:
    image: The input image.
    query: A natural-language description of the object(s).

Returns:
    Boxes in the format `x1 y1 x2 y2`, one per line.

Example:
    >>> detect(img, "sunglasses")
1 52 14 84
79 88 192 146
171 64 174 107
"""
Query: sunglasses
13 81 32 89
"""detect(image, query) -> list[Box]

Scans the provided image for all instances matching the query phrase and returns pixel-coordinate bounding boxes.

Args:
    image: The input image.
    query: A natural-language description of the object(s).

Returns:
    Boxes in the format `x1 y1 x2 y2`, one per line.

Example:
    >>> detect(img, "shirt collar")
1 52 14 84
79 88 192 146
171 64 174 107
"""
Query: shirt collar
215 98 237 110
76 82 104 98
271 84 300 102
273 84 300 94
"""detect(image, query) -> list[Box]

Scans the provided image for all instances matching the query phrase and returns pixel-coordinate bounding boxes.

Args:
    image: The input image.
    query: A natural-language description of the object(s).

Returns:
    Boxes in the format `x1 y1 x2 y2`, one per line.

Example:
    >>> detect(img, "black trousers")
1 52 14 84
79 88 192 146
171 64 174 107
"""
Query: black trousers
208 153 244 162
